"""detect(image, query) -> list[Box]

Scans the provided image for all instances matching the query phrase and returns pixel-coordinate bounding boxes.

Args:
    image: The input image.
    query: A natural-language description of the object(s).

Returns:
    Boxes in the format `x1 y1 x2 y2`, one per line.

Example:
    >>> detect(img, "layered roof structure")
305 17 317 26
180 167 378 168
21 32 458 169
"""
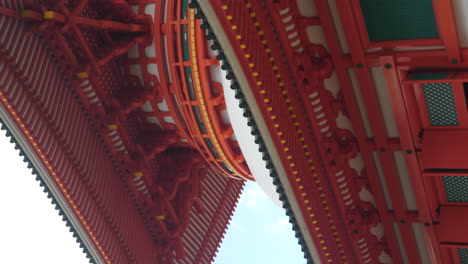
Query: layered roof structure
0 0 250 263
3 0 468 263
192 0 468 263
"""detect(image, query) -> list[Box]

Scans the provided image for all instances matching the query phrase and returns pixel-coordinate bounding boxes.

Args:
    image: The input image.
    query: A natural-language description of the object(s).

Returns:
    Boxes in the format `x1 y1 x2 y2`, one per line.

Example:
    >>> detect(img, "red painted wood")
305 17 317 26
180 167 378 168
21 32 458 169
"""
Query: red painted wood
0 1 247 263
422 130 468 170
439 206 468 244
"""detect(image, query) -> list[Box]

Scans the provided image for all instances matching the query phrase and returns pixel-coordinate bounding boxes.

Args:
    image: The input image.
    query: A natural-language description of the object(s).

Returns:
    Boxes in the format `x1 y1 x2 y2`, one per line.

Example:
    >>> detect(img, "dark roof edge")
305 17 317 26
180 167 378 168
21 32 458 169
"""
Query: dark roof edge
0 115 98 264
190 2 314 263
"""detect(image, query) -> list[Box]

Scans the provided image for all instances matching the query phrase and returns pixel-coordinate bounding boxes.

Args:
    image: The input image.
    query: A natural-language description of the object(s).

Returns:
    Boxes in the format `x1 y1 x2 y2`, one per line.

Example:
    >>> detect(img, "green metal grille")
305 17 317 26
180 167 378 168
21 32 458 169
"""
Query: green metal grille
411 73 448 81
459 248 468 263
422 83 459 126
360 0 439 41
443 176 468 202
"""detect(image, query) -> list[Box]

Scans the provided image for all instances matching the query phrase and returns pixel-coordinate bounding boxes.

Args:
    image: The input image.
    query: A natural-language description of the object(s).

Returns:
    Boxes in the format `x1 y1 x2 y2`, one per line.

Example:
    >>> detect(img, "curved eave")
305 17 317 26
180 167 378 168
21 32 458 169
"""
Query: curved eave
191 1 318 263
0 104 102 264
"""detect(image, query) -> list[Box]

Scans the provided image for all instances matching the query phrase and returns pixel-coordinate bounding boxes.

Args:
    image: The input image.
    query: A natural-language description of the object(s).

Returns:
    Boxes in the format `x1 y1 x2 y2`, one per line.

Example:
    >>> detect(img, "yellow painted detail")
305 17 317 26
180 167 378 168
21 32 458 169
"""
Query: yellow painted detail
188 10 243 178
77 72 88 78
249 63 254 67
133 171 143 177
232 25 237 30
246 3 252 8
43 11 54 19
260 90 266 94
107 124 118 130
222 5 228 10
236 35 242 40
250 12 256 17
155 215 165 220
240 44 246 49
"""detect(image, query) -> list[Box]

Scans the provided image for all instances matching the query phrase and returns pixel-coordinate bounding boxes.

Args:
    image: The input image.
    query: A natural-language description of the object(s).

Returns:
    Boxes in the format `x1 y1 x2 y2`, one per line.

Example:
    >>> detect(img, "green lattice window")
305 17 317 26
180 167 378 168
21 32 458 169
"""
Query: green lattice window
360 0 439 41
422 83 459 126
459 248 468 263
443 176 468 202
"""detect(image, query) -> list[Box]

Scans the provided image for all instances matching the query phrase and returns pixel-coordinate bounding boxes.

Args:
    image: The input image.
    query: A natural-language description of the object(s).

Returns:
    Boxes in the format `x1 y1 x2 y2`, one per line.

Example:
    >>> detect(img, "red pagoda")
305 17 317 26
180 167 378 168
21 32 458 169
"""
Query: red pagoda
1 0 468 263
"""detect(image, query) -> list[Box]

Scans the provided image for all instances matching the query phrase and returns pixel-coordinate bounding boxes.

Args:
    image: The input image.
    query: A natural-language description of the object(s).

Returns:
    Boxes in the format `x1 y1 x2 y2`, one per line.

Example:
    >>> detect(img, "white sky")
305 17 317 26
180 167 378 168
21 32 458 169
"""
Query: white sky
0 128 89 264
214 181 305 264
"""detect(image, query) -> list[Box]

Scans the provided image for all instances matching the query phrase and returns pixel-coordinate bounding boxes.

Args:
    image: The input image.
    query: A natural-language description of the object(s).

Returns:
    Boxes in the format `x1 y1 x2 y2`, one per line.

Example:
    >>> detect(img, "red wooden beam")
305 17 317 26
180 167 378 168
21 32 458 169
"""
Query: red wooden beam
312 0 405 262
439 206 468 244
380 56 442 262
432 0 462 63
335 2 423 262
209 1 357 262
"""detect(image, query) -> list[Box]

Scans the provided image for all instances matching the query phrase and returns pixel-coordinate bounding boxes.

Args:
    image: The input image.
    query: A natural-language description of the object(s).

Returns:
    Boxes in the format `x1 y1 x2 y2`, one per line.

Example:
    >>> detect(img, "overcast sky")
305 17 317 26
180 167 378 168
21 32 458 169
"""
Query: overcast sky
214 181 305 264
0 128 89 264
